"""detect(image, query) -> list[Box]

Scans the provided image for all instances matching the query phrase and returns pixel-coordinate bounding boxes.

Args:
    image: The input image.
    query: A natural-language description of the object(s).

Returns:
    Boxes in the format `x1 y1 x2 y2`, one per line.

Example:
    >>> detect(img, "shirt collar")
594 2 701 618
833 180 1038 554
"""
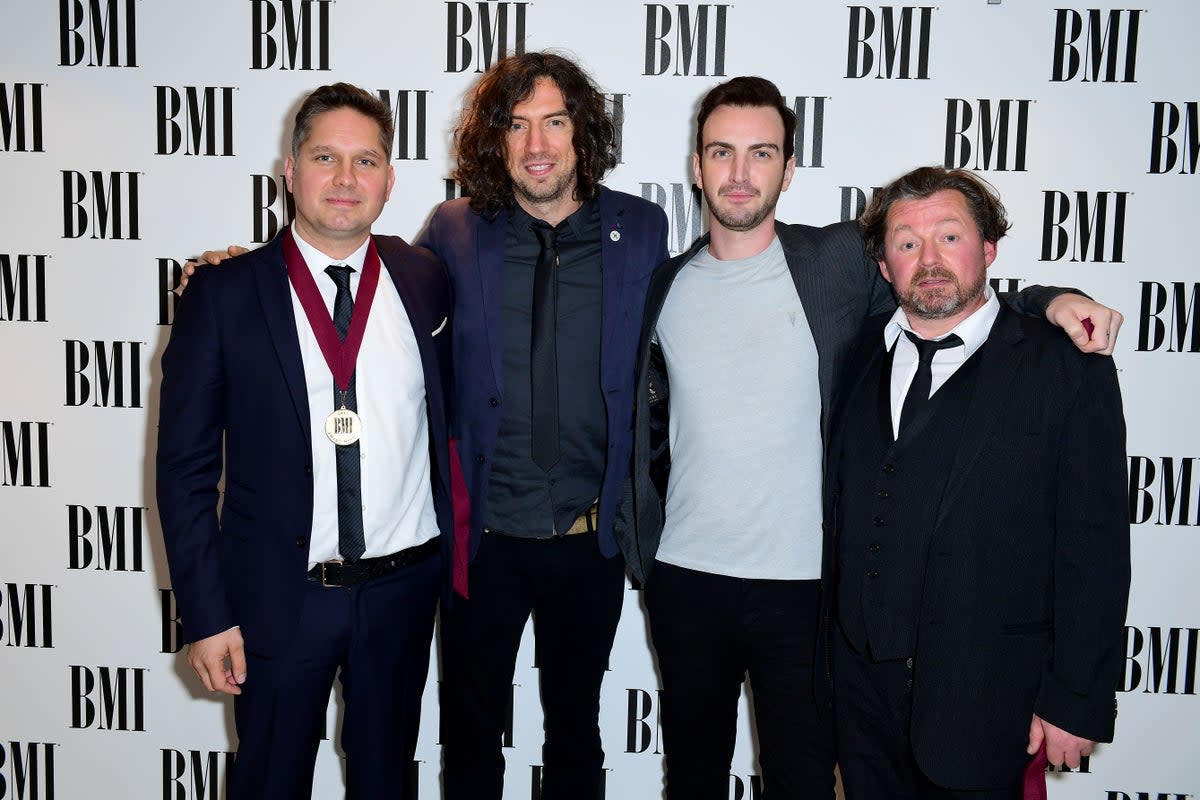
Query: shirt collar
511 197 597 239
884 285 1000 358
290 222 369 278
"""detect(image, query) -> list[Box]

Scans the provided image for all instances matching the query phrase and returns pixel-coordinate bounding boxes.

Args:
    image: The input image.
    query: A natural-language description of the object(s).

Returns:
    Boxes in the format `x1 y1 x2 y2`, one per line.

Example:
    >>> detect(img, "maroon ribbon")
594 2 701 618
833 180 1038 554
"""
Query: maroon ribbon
1023 741 1048 800
282 228 381 394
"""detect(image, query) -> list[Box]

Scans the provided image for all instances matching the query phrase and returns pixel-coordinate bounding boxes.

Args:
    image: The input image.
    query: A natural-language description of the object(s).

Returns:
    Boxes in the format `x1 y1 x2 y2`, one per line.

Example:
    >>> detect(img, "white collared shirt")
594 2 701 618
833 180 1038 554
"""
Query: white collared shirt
289 223 439 568
884 287 1000 439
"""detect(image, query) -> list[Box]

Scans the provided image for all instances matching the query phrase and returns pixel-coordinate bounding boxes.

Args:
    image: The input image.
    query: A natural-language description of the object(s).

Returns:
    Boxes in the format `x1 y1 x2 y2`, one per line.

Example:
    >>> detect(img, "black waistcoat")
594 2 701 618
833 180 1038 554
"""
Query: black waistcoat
834 339 987 661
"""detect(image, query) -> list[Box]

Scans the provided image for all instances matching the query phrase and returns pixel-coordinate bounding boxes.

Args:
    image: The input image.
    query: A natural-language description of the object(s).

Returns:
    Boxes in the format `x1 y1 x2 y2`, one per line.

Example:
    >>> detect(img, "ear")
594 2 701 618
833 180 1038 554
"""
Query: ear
878 258 894 285
983 239 997 269
283 154 295 193
691 151 703 191
780 155 797 193
385 164 396 201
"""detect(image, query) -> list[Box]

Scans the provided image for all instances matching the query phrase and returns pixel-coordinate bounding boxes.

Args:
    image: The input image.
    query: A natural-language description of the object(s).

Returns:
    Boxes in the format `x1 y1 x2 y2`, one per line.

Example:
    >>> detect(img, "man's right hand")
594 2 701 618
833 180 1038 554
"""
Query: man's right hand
187 627 247 695
180 245 248 291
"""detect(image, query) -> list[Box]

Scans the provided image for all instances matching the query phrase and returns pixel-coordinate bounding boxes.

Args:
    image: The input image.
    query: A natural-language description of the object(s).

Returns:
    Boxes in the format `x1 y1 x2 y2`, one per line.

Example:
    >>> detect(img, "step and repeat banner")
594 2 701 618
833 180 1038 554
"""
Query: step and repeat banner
1 1 1197 798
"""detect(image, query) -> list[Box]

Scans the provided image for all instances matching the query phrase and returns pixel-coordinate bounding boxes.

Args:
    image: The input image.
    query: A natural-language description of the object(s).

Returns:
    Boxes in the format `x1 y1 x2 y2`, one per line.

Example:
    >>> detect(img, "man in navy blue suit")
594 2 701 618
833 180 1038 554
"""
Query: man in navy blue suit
415 52 668 800
156 83 456 799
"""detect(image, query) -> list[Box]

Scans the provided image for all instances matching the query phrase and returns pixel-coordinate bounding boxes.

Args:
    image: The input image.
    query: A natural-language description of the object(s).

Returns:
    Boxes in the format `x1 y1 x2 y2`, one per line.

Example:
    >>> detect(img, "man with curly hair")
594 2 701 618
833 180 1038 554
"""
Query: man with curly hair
416 51 668 800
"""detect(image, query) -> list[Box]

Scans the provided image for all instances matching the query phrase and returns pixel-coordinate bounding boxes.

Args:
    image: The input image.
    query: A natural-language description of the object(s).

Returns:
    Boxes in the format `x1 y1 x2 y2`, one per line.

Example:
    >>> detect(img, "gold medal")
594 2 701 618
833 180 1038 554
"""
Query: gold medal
325 407 362 446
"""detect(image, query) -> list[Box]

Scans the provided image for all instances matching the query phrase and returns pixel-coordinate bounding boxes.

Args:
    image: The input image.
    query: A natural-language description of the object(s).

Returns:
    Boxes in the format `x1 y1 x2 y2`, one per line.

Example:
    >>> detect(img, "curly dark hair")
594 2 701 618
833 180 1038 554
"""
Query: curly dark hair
292 82 393 159
695 76 796 161
859 166 1011 262
452 51 617 215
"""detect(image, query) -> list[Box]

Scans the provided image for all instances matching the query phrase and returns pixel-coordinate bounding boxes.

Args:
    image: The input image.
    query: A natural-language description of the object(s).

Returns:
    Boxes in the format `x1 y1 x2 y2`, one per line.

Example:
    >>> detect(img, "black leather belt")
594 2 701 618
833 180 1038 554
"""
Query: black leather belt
307 537 439 588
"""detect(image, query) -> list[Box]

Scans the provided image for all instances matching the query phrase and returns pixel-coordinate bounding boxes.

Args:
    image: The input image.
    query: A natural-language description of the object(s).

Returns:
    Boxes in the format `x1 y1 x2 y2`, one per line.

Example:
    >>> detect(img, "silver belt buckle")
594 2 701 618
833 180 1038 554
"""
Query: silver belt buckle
319 559 343 587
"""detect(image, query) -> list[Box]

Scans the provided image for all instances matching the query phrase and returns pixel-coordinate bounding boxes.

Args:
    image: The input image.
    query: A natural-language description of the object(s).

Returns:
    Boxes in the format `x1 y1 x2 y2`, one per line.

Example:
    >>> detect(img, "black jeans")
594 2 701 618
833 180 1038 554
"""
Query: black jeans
440 531 625 800
645 561 836 799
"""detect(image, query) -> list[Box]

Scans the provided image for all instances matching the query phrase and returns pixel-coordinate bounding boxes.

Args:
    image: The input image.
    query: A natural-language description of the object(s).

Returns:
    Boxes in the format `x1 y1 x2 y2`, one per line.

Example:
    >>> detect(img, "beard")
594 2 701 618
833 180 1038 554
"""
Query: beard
704 180 783 233
898 266 987 320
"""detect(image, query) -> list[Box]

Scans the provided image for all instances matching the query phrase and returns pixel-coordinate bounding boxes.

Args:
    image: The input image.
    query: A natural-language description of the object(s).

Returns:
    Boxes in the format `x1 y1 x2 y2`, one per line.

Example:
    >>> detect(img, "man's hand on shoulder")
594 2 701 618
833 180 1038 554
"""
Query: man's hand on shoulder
179 245 249 292
1027 713 1095 769
187 627 247 695
1045 293 1124 356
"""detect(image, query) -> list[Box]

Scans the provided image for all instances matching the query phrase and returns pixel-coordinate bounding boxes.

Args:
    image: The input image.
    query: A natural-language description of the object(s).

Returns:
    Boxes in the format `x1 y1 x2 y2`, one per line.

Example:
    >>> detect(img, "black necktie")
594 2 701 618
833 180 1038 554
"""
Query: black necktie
898 330 963 434
325 264 365 563
530 221 560 471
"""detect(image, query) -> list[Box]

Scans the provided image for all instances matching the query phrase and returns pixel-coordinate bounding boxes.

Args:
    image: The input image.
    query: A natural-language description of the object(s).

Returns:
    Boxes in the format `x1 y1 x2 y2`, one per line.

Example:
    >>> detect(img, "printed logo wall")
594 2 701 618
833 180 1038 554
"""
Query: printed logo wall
1 1 1196 797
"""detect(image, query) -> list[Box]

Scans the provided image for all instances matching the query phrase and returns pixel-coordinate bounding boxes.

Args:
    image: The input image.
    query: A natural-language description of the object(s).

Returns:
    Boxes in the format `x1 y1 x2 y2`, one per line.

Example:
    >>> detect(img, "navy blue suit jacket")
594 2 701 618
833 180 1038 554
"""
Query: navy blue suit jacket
416 187 668 568
156 232 455 655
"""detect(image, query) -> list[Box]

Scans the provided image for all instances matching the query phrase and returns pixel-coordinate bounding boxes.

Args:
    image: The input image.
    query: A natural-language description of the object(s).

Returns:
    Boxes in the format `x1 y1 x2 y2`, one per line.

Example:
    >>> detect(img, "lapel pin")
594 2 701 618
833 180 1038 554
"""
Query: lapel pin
610 229 621 242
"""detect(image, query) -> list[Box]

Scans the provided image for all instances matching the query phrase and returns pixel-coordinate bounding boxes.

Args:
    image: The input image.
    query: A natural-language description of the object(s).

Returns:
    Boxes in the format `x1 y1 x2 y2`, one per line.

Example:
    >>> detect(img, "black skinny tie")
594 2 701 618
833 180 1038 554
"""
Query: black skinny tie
325 264 365 562
530 221 560 471
898 330 963 434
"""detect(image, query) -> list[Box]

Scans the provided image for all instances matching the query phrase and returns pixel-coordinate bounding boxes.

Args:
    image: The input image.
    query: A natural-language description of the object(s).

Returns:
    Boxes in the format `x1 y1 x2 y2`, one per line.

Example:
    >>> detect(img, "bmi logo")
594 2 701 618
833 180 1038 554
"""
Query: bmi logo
59 0 137 67
944 99 1031 172
70 665 147 731
1039 190 1127 263
68 505 147 571
1149 102 1198 175
1106 793 1194 800
443 179 464 203
640 182 702 256
845 6 933 80
159 258 182 325
155 87 236 157
251 0 331 70
838 185 881 222
0 83 45 152
1128 456 1200 525
1 583 54 648
644 4 729 77
161 588 183 654
789 96 827 169
162 749 236 800
64 340 144 408
252 174 294 244
1121 626 1198 695
1 422 51 488
1051 9 1141 83
1136 283 1200 353
625 688 663 755
0 255 48 323
0 741 57 799
61 171 140 240
378 90 430 161
445 2 528 73
606 93 627 164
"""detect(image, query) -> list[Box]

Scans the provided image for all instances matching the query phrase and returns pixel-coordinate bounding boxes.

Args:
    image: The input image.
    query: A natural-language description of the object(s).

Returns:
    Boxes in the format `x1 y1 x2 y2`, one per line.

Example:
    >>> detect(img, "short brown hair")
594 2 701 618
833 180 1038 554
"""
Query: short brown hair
859 166 1011 262
694 76 796 161
291 82 393 160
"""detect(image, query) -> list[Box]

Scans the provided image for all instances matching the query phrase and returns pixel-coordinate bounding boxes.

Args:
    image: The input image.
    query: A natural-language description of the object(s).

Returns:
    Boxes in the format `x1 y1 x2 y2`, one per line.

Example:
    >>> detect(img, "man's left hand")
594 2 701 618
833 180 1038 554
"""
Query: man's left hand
1046 294 1123 355
1026 713 1095 769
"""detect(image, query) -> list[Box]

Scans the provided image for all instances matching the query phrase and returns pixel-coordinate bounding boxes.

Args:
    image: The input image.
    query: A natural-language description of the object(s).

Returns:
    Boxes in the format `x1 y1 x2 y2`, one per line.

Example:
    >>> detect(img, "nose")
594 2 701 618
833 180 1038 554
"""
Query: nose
333 159 354 186
527 124 547 153
730 152 750 183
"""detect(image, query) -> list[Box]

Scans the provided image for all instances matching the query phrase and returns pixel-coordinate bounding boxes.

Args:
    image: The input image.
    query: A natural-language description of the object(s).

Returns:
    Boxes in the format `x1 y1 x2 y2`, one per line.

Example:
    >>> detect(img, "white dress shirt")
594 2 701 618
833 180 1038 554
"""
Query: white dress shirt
289 224 439 568
884 287 1001 440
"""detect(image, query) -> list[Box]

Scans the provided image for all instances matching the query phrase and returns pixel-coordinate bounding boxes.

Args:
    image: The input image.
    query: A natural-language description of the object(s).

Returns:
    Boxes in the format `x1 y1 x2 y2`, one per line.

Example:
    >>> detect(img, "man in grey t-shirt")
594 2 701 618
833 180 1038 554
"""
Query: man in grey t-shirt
622 76 1123 799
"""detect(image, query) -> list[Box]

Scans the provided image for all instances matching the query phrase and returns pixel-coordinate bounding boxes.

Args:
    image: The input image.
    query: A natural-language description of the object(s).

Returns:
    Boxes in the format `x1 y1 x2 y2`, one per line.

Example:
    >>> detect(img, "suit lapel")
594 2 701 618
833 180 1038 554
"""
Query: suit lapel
475 209 508 392
253 237 312 443
598 188 629 374
932 308 1026 531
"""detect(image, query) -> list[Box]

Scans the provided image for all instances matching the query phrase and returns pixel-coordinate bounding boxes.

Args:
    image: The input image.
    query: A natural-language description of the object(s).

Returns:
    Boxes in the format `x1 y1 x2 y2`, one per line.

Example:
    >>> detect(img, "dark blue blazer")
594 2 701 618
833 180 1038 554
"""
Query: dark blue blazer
416 187 668 566
156 232 455 655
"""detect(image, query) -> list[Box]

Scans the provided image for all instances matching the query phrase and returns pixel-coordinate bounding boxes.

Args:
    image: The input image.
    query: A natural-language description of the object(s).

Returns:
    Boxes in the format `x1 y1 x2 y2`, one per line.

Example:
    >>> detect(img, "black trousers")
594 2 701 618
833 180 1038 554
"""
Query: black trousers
833 625 1023 800
229 552 441 800
440 531 625 800
645 561 836 799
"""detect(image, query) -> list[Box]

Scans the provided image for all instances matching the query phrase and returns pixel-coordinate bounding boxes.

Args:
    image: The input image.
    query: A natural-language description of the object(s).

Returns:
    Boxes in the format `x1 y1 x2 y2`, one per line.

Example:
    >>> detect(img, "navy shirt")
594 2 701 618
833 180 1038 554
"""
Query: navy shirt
484 200 606 537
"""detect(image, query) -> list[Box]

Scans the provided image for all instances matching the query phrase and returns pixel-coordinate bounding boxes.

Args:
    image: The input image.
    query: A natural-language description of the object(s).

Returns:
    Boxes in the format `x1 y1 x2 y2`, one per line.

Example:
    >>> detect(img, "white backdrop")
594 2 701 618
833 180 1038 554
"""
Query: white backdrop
1 1 1197 798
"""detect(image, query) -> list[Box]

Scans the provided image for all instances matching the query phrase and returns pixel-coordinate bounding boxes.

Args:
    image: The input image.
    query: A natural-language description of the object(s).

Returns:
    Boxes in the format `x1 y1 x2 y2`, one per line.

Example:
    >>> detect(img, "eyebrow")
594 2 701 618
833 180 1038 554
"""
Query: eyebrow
309 143 385 159
511 109 570 122
704 141 780 153
891 218 965 233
